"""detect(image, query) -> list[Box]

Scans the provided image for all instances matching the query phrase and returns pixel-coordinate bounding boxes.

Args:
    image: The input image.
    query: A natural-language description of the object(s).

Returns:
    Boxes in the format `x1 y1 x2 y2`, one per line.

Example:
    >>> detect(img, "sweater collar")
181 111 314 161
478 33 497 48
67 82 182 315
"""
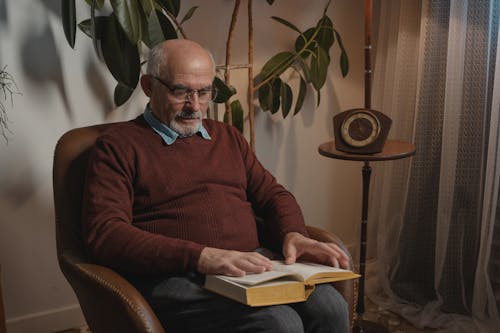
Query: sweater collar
143 106 211 145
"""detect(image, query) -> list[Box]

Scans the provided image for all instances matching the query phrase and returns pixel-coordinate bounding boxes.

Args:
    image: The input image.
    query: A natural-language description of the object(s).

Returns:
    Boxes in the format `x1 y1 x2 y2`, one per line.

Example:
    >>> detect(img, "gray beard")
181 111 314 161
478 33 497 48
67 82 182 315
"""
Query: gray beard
170 110 202 137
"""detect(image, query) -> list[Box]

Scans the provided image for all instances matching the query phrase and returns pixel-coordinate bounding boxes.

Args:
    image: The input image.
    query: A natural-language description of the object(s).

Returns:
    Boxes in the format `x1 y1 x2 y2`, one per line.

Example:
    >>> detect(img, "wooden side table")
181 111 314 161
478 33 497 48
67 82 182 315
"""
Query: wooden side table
0 265 6 333
318 140 416 333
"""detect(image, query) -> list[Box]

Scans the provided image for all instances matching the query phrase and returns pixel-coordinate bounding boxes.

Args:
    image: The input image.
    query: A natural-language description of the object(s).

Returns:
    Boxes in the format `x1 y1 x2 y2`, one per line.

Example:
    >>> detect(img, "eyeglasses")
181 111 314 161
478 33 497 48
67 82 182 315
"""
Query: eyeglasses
151 76 217 104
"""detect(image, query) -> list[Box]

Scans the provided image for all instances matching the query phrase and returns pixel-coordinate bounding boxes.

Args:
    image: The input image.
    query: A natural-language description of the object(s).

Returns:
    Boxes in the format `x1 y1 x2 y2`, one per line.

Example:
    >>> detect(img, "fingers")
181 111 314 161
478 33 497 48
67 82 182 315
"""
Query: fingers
240 253 273 273
318 243 350 268
283 242 297 265
283 233 351 268
197 247 273 276
330 256 340 268
223 264 246 277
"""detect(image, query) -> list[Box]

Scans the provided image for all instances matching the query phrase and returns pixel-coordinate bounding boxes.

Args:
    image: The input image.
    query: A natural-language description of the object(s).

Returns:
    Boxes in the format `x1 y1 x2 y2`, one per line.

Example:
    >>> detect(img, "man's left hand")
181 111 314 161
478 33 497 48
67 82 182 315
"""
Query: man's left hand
282 232 350 269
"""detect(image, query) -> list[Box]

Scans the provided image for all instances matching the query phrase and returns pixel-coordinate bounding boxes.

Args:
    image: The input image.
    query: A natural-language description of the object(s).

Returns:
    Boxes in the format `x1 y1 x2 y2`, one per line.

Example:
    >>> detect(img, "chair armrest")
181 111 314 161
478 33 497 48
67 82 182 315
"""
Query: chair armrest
306 225 354 268
306 225 358 333
59 254 165 333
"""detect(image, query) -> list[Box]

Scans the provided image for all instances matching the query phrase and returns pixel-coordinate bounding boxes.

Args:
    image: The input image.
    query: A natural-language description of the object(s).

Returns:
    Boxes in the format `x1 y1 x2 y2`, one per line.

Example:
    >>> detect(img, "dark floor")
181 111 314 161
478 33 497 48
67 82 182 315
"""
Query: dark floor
55 297 437 333
363 297 437 333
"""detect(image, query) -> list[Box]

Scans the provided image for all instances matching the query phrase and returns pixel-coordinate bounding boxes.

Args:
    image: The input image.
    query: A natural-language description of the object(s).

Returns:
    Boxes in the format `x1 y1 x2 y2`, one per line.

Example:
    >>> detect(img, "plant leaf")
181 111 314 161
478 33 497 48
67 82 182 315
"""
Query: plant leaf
258 83 271 111
114 81 135 106
147 9 178 46
157 0 180 17
340 51 349 77
295 28 315 58
334 29 349 77
78 16 109 40
62 0 76 48
315 16 334 52
78 17 107 39
110 0 142 44
224 100 244 133
296 57 311 83
180 6 199 25
266 0 275 4
90 0 101 58
140 9 153 48
101 14 141 90
280 82 293 118
259 51 294 82
293 77 307 115
271 16 302 34
139 0 154 16
270 78 281 114
310 46 330 90
213 77 236 103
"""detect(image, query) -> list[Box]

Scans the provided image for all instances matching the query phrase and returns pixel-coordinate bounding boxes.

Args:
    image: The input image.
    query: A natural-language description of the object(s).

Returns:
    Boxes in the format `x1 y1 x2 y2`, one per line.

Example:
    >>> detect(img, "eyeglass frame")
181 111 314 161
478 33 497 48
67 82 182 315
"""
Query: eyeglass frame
151 76 217 103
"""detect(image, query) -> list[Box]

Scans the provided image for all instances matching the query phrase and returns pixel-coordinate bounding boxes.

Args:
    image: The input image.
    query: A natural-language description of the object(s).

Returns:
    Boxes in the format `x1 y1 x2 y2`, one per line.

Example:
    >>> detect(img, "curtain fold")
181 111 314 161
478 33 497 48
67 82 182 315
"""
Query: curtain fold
367 1 500 332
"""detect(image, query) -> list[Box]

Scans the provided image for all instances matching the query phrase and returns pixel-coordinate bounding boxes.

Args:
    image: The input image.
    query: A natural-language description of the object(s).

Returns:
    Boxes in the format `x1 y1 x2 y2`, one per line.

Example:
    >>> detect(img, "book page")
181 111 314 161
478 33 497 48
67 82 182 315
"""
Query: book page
272 261 353 281
218 270 297 286
213 260 354 286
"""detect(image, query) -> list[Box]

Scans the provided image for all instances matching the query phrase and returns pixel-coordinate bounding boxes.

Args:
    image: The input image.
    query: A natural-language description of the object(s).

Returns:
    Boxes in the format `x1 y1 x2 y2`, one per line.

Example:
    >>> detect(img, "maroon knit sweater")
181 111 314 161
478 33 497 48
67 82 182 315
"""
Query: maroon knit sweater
82 115 307 275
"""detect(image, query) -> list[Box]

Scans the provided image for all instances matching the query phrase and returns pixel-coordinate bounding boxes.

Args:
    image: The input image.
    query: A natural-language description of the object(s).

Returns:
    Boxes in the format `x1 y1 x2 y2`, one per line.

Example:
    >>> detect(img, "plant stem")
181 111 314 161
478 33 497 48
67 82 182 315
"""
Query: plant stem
252 20 323 92
163 9 188 39
224 0 242 125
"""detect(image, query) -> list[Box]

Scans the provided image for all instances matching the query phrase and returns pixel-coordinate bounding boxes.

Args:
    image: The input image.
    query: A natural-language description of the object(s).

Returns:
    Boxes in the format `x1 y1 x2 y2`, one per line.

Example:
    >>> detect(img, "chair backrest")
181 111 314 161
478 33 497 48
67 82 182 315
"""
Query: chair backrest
53 123 165 333
53 123 117 263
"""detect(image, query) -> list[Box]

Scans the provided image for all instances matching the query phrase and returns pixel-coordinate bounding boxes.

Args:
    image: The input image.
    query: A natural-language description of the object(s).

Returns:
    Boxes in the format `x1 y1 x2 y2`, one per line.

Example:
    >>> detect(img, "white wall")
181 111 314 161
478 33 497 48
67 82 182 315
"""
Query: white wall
0 0 364 331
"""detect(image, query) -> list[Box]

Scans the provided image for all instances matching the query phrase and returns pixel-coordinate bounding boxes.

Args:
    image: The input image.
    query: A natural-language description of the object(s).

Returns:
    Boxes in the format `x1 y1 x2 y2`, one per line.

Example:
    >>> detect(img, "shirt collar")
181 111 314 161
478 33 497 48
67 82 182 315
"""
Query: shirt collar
143 106 211 145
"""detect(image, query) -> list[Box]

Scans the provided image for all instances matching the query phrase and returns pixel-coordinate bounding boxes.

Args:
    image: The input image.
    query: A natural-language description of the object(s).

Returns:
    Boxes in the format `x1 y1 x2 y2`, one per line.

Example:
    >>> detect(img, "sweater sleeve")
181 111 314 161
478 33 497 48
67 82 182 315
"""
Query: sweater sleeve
232 128 308 247
82 136 204 275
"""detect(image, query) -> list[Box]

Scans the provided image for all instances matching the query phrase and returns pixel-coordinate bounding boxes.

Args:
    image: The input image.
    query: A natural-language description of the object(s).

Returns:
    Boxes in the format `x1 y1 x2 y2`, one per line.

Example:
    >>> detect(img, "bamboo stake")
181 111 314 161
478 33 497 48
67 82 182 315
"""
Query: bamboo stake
248 0 255 150
224 0 242 125
364 0 372 109
217 64 252 71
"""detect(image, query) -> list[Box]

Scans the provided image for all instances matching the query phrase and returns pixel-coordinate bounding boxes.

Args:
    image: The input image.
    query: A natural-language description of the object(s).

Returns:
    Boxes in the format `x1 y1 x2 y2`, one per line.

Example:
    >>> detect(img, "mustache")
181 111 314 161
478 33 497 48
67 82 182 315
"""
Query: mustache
176 110 201 119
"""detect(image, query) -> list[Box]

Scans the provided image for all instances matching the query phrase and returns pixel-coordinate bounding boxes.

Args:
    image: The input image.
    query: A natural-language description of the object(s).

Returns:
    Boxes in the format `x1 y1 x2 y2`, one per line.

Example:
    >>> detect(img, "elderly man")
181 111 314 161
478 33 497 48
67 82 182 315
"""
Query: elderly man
82 39 349 333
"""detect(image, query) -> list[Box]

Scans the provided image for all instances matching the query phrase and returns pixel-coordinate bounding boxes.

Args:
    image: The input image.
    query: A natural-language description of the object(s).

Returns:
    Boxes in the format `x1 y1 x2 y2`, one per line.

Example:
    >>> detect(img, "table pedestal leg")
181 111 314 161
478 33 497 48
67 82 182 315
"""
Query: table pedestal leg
353 161 389 333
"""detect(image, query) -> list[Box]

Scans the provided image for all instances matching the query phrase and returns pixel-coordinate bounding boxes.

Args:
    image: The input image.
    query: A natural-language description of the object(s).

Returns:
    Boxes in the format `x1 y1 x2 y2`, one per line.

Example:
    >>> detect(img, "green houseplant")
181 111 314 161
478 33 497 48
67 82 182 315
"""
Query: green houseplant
62 0 348 149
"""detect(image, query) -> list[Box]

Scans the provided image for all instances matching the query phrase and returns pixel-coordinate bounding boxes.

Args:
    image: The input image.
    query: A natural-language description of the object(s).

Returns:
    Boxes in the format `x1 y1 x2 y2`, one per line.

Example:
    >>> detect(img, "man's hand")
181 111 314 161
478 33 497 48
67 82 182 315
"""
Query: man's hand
283 232 350 269
198 247 273 277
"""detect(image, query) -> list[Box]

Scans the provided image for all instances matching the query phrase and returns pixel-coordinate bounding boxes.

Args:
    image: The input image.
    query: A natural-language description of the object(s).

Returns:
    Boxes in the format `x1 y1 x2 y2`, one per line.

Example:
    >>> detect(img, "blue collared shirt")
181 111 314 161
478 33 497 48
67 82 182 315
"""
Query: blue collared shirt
143 107 211 145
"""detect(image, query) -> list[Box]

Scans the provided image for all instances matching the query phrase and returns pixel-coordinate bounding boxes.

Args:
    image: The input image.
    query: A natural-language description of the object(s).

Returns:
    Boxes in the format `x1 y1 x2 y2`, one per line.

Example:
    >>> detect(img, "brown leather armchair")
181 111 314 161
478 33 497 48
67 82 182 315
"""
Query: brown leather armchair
53 123 357 333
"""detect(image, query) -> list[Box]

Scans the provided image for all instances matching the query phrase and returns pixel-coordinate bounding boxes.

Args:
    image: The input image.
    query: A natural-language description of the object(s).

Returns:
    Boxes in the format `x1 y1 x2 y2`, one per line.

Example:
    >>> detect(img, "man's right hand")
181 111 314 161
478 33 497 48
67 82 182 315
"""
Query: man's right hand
197 247 273 277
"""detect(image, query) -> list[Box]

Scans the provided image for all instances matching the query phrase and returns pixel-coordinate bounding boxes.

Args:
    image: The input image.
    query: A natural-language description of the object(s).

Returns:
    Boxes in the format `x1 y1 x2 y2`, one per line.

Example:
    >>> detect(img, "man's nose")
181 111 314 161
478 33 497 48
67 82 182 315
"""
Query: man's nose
186 92 201 109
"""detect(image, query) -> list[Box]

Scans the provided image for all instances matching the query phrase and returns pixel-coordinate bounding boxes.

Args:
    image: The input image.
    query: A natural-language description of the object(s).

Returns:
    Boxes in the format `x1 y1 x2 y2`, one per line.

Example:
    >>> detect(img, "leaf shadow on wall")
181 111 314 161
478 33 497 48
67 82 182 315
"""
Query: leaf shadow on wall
85 52 114 117
20 20 73 120
40 0 119 118
254 107 284 173
39 0 60 16
0 157 36 207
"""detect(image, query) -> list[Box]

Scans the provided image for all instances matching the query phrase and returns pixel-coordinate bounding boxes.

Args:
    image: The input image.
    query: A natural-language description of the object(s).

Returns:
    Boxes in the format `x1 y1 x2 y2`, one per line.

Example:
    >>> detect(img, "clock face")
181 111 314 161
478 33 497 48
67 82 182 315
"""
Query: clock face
341 111 381 147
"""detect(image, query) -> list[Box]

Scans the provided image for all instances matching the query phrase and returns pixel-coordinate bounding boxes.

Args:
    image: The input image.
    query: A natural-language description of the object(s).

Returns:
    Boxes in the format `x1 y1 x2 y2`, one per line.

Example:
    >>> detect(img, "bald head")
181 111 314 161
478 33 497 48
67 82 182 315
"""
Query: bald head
146 39 215 80
140 39 215 137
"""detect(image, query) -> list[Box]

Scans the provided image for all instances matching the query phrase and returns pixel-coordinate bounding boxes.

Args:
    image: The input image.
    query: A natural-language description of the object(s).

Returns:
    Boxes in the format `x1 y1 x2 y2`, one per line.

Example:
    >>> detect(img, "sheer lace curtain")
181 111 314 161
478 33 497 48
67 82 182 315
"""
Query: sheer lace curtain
366 1 500 332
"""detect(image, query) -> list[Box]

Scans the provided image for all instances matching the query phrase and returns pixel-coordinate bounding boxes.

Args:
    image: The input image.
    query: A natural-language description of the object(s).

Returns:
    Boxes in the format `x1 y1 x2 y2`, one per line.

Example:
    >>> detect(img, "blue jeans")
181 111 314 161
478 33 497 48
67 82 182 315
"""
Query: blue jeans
131 274 349 333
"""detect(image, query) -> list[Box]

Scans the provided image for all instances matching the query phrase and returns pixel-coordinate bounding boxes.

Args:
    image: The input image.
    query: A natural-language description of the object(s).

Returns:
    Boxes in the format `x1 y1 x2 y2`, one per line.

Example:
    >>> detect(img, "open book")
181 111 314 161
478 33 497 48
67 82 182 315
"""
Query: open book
204 260 360 307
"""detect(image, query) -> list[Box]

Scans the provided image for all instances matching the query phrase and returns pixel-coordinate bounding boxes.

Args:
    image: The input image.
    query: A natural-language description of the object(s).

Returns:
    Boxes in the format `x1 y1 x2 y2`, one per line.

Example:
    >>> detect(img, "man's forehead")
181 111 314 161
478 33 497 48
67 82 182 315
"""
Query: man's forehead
164 50 213 71
166 71 214 87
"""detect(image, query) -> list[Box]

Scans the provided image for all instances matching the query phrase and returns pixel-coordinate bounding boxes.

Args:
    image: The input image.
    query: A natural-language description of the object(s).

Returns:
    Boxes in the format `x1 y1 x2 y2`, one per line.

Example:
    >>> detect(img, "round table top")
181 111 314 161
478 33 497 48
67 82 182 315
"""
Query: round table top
318 140 416 162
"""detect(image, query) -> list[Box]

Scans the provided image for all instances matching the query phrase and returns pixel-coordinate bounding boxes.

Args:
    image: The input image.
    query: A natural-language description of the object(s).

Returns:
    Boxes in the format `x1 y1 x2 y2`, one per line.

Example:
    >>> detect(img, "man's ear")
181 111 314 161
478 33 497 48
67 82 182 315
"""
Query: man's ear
140 75 153 97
